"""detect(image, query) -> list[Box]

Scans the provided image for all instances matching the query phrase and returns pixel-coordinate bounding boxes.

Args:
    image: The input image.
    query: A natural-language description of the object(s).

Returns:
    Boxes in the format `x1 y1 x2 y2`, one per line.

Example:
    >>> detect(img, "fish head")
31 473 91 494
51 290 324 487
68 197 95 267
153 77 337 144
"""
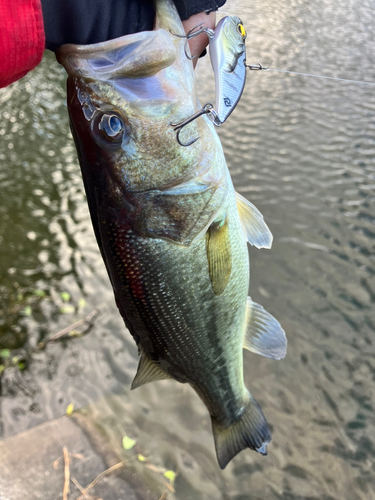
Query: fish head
57 0 228 247
56 0 220 198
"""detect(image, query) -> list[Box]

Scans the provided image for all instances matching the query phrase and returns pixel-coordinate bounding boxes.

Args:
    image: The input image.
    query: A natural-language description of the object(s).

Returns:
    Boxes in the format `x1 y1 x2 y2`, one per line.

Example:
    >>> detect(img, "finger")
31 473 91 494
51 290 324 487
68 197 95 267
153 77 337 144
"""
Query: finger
182 11 216 68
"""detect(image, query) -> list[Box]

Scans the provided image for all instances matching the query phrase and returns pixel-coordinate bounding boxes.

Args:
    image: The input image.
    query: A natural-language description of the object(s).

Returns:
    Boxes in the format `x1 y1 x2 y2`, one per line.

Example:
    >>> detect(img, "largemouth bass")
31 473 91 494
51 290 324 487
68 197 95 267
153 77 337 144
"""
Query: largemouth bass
57 0 286 469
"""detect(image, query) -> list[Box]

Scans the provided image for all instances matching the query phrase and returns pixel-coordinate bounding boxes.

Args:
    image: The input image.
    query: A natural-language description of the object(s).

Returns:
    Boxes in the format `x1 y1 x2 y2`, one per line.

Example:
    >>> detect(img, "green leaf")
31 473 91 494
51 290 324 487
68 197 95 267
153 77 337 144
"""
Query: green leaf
34 290 46 297
17 293 24 301
163 470 176 485
122 435 136 450
66 403 74 416
78 298 87 309
60 305 75 314
18 362 25 371
137 454 147 462
0 365 4 374
22 305 32 316
60 292 71 302
0 349 11 359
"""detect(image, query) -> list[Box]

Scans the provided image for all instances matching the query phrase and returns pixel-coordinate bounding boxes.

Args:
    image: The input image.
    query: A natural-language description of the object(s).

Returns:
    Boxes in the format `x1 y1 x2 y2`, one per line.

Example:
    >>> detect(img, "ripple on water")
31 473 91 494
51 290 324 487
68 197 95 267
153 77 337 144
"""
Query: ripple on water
0 1 375 498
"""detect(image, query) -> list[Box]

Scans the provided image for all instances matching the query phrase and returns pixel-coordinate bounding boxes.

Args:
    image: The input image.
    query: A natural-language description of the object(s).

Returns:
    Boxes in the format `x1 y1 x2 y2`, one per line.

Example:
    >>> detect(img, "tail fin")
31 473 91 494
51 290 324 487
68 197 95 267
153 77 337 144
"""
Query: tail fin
211 392 271 469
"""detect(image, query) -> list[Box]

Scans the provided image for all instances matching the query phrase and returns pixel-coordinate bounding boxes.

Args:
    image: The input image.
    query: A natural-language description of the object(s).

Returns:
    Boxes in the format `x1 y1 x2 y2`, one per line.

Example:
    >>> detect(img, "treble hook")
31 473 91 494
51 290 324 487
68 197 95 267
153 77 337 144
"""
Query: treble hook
170 103 221 147
170 23 214 60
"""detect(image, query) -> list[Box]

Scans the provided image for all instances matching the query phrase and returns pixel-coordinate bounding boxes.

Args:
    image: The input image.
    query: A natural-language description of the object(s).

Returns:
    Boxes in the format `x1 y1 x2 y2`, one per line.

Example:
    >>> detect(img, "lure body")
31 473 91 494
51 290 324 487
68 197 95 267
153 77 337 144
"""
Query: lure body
209 16 247 124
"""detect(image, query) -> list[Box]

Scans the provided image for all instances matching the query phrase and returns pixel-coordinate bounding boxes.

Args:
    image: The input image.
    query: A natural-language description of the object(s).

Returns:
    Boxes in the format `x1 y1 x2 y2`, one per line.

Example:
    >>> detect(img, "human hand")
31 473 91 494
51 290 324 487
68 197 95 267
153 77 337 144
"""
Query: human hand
182 11 216 68
42 0 220 69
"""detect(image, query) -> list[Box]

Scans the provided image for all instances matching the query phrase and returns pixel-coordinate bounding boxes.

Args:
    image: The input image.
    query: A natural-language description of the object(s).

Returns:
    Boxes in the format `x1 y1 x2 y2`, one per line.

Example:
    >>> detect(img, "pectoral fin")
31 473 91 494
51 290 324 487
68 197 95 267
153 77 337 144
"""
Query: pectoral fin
131 351 171 390
243 297 287 360
206 217 232 296
236 192 273 249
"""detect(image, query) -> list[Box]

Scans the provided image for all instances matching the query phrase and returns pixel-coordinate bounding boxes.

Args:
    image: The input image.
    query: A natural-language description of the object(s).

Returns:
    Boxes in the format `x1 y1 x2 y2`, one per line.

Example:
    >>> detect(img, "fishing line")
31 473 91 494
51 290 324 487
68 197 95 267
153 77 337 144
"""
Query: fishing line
247 63 375 86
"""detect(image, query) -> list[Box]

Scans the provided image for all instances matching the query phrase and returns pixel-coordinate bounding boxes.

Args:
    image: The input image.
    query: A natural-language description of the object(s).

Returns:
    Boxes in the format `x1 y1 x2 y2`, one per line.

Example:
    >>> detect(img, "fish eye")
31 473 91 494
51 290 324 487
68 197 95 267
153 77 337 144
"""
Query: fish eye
91 110 130 149
99 114 124 141
237 23 246 38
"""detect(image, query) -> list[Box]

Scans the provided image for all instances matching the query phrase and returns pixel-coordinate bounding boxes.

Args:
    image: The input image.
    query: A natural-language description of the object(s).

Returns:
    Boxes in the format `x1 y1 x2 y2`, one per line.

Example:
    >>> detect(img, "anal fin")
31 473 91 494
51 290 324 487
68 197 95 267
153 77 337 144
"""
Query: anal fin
244 297 287 360
131 351 171 390
236 192 273 249
212 391 271 469
206 216 232 296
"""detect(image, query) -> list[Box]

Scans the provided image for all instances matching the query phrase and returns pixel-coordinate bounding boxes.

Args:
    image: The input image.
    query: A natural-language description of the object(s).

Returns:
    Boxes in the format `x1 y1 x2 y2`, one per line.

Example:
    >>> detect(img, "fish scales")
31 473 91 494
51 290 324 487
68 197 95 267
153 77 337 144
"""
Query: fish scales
102 188 248 425
57 0 287 469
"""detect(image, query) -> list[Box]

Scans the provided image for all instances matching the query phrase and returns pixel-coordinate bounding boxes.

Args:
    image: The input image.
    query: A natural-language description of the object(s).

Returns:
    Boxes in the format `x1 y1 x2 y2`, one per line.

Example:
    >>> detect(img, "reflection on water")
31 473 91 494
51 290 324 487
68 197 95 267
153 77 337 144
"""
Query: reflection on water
0 0 375 498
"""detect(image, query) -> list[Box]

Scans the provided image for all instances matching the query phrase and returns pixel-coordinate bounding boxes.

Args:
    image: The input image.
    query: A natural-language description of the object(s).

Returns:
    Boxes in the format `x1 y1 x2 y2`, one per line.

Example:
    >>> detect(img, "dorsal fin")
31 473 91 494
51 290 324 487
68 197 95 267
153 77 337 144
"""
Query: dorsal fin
131 350 171 390
206 217 232 296
243 297 287 360
236 192 273 249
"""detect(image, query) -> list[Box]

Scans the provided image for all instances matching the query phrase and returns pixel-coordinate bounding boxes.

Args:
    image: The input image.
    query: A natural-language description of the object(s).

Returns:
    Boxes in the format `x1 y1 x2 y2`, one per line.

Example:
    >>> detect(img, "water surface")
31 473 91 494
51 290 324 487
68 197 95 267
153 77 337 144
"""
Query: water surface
0 0 374 498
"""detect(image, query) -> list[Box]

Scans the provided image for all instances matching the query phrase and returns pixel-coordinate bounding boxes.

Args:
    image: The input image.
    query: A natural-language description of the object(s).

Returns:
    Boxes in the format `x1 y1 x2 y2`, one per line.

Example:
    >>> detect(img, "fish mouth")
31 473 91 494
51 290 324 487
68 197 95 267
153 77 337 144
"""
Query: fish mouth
56 29 177 80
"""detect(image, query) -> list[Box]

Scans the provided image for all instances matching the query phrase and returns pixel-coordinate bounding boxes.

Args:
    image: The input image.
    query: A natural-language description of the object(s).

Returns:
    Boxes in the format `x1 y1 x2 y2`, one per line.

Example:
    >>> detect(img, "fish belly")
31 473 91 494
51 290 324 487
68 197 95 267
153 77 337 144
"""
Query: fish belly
99 192 249 425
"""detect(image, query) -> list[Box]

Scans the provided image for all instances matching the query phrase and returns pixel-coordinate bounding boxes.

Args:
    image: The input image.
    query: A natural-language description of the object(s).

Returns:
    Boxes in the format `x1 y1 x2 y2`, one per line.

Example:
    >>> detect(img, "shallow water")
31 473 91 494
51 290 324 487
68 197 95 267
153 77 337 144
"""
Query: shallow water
0 0 375 498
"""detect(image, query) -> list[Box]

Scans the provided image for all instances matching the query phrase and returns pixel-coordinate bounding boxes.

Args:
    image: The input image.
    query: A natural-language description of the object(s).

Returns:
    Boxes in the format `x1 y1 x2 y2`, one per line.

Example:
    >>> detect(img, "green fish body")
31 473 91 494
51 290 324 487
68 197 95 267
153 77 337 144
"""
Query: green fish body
57 0 286 469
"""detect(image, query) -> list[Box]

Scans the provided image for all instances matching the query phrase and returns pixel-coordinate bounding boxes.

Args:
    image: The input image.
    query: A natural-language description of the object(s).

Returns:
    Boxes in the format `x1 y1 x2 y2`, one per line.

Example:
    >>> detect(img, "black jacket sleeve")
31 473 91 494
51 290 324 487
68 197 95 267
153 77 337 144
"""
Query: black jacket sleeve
174 0 226 19
41 0 227 52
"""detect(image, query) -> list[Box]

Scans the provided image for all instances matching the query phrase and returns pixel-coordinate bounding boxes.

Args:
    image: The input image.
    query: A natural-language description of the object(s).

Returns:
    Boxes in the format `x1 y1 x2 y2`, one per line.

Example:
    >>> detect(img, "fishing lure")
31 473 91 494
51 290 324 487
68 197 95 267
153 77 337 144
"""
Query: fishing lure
170 16 251 145
209 16 247 124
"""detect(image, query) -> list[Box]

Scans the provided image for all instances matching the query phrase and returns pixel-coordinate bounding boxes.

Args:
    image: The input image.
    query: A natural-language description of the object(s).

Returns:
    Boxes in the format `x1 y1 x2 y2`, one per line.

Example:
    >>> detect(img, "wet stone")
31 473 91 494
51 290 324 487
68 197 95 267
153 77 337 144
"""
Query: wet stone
0 414 148 500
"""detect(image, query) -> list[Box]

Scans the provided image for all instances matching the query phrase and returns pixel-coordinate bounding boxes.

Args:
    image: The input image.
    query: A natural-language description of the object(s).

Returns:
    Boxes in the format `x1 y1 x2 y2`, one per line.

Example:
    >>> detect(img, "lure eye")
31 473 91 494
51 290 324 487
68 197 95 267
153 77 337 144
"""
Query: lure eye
99 114 124 141
237 23 246 38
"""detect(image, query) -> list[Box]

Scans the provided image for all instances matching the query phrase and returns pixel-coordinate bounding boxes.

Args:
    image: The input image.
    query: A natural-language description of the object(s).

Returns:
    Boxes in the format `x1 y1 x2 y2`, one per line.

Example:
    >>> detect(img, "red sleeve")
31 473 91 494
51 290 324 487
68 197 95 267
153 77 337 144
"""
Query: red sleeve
0 0 45 88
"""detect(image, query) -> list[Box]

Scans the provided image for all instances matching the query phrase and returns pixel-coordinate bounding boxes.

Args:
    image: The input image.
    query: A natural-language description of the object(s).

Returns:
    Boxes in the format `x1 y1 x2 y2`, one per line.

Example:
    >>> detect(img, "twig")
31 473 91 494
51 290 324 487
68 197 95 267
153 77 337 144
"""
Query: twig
81 460 127 496
53 457 61 470
158 493 168 500
73 477 95 500
40 310 99 347
72 477 86 496
162 480 175 493
63 446 70 500
53 453 85 470
145 464 167 474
